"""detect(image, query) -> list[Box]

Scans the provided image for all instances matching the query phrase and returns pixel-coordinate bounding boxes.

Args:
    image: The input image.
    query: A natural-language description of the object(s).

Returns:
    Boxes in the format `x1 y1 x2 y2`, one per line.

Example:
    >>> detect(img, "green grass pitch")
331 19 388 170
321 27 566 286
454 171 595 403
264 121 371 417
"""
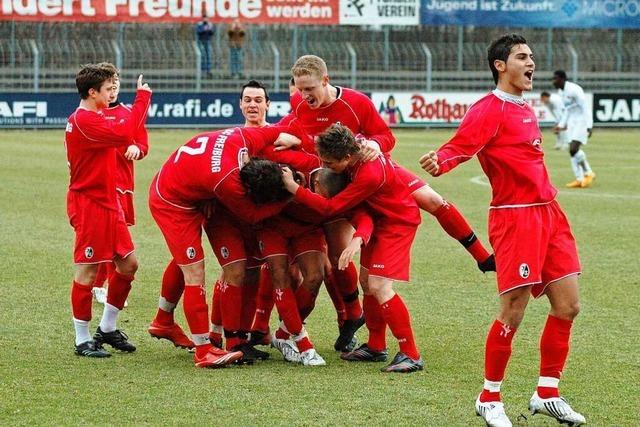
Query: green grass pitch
1 128 638 425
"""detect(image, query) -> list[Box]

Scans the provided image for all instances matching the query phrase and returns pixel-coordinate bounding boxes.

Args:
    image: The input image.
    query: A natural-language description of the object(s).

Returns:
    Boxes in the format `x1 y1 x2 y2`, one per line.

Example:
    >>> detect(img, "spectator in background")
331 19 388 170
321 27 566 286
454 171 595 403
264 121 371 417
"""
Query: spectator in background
228 19 246 79
196 14 215 77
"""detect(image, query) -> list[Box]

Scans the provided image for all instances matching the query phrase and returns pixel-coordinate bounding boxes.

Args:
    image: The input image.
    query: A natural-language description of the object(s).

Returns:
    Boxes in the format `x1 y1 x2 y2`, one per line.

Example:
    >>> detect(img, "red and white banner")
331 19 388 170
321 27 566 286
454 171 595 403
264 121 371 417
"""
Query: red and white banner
371 91 593 127
0 0 339 24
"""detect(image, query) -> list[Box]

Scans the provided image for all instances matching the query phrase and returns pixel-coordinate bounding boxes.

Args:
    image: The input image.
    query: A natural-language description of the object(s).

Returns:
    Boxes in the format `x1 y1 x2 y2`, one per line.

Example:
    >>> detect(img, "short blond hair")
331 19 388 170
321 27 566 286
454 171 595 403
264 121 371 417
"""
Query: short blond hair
291 55 328 79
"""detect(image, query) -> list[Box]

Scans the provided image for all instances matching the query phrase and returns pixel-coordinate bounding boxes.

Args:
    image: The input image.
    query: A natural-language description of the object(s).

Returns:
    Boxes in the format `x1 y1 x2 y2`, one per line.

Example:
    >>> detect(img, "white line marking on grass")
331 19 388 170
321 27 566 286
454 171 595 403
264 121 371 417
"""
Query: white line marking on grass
469 175 640 200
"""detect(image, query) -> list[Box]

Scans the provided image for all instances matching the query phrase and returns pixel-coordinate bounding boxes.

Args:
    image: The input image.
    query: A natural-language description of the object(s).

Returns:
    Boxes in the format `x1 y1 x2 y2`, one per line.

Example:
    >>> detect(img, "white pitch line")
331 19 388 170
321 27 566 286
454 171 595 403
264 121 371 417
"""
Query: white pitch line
469 175 640 200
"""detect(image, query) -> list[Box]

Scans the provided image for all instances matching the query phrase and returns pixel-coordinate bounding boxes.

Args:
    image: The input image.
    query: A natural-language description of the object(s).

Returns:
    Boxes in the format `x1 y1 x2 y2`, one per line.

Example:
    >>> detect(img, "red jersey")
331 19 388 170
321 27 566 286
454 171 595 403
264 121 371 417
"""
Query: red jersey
435 90 557 208
293 155 420 227
155 126 313 225
281 87 395 153
102 102 149 194
64 90 151 211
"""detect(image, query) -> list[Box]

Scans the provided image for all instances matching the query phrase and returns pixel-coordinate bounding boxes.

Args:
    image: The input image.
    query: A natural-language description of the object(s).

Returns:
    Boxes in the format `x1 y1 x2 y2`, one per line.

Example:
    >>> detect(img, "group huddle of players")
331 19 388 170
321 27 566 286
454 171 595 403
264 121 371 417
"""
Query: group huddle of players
65 35 587 426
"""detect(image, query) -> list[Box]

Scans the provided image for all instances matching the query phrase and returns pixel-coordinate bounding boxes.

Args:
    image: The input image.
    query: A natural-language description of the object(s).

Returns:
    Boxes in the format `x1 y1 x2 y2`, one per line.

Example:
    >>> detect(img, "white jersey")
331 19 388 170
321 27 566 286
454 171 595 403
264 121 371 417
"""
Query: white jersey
558 81 592 144
546 93 565 123
558 81 592 129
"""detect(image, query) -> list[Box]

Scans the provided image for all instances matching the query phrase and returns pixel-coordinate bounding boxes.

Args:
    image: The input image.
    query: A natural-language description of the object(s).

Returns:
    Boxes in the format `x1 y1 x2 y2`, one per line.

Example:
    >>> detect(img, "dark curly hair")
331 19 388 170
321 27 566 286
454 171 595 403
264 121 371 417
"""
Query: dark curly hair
240 158 289 204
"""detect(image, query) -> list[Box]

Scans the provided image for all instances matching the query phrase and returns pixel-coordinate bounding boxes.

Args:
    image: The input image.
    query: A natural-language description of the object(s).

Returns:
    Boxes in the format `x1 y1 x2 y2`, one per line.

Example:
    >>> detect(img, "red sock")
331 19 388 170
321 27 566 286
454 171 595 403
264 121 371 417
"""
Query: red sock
380 294 420 360
220 283 243 350
324 269 346 326
538 315 573 398
210 280 223 328
433 201 490 263
273 287 303 336
106 271 133 310
294 334 314 352
155 259 185 325
275 326 289 340
208 280 223 344
240 281 259 332
363 294 386 351
93 263 109 288
333 263 362 320
252 265 275 332
71 281 92 321
183 285 210 353
295 286 317 322
480 319 517 402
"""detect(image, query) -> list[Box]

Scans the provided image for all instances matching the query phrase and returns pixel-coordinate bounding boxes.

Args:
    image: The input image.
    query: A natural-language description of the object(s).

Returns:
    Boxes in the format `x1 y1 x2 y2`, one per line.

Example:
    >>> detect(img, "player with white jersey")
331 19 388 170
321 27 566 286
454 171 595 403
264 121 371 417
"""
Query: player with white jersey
540 91 568 150
552 70 595 188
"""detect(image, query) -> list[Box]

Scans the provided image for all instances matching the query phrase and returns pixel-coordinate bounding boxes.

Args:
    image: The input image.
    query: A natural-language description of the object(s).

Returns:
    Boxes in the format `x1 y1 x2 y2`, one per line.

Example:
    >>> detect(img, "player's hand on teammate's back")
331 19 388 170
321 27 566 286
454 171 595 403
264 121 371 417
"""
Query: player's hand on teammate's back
358 138 381 162
281 166 299 193
419 151 439 176
124 144 141 160
274 133 301 151
137 74 152 93
338 237 363 270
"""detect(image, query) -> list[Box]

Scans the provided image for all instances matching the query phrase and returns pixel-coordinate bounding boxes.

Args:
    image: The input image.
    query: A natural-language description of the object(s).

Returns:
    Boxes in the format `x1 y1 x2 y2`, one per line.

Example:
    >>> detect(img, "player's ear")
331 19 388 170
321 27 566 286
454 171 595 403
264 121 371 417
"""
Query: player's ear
494 59 506 73
322 74 329 86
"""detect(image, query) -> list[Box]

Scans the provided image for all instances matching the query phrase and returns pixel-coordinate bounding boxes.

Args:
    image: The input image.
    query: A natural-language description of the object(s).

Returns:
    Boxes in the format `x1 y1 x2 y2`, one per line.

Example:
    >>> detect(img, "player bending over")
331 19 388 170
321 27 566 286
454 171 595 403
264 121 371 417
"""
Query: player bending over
283 124 424 373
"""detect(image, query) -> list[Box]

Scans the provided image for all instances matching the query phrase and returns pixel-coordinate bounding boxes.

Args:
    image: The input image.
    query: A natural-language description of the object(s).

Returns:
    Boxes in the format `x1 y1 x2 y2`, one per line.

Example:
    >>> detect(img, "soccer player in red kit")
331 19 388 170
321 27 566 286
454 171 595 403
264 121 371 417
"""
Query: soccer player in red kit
420 34 585 426
281 55 495 350
65 64 151 357
148 125 312 368
283 123 424 373
92 68 149 305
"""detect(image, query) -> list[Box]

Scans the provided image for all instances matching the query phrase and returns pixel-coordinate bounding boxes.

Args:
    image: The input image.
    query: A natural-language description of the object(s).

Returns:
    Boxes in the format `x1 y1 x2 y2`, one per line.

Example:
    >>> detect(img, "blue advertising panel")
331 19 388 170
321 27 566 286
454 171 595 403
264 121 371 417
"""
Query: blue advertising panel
0 92 293 129
420 0 640 28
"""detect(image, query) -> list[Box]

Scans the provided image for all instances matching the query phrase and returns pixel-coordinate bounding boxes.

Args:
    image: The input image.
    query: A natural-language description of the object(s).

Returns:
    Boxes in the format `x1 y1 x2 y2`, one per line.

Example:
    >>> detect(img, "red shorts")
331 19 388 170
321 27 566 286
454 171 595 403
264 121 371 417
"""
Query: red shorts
258 216 326 262
488 200 581 298
204 208 262 269
361 222 417 282
117 191 135 226
149 176 204 266
67 191 134 264
394 163 427 193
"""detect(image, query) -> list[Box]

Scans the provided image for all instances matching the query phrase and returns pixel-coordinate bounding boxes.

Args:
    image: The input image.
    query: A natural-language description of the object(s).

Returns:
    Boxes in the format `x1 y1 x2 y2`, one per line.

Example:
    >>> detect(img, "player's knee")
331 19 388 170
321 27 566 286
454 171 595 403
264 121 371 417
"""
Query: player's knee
303 269 324 291
269 261 290 285
569 141 581 156
554 300 581 320
414 187 444 213
222 264 245 285
118 258 138 276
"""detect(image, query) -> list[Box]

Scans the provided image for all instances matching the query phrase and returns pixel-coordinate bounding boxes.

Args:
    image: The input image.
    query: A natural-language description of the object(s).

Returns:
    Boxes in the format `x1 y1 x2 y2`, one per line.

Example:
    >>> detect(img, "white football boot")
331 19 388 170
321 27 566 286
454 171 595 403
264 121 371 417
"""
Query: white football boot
529 392 586 426
300 348 326 366
475 395 512 427
271 332 301 363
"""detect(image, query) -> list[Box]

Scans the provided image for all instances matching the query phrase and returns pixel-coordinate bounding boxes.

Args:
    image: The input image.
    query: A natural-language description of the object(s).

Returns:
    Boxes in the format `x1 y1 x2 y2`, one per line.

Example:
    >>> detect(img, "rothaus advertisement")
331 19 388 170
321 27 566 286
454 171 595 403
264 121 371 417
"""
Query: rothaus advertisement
371 91 594 127
0 93 292 128
593 93 640 125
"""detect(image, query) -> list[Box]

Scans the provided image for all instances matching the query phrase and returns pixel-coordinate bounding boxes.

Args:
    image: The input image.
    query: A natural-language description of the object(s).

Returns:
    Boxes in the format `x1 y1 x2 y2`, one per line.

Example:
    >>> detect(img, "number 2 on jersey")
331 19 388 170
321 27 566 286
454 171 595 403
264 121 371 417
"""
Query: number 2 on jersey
174 136 208 163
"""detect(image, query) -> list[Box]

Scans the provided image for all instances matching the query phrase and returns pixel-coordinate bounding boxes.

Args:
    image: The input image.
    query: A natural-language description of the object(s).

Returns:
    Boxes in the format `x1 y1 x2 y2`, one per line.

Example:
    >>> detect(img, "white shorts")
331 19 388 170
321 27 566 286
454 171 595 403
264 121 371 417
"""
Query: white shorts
566 118 589 144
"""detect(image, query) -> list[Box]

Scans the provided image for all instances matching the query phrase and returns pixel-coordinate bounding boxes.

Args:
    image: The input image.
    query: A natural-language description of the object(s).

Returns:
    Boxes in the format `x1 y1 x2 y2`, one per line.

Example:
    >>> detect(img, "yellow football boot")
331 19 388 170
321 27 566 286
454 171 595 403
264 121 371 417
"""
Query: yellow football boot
581 172 596 188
